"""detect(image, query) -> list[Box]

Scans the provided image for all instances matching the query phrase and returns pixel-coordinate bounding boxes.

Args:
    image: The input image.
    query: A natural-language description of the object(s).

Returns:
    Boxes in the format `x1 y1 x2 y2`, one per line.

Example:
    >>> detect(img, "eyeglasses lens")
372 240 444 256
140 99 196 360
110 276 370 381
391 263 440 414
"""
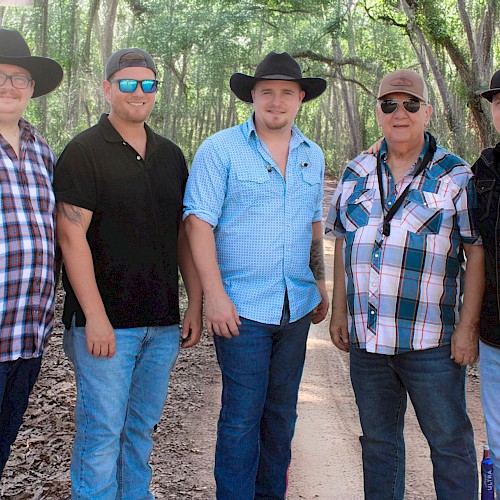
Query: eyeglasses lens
0 73 31 89
381 98 422 114
117 79 158 93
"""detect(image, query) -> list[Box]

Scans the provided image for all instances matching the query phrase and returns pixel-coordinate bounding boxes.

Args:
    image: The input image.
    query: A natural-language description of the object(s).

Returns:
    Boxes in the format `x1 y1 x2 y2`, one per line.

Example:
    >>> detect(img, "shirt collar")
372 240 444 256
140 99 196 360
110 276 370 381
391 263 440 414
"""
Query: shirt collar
18 117 36 143
99 113 158 149
380 132 430 176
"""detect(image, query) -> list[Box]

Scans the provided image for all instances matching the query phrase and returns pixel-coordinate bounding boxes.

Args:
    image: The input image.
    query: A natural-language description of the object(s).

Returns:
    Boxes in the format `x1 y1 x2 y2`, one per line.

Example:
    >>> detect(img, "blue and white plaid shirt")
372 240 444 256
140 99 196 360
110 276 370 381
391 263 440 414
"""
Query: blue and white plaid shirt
0 118 56 361
326 136 481 354
184 114 324 324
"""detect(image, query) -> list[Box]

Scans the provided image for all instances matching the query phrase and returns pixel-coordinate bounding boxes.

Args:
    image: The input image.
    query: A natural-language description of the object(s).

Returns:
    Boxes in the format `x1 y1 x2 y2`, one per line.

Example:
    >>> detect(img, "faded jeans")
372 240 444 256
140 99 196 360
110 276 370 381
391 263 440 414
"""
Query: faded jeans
64 320 180 500
480 340 500 498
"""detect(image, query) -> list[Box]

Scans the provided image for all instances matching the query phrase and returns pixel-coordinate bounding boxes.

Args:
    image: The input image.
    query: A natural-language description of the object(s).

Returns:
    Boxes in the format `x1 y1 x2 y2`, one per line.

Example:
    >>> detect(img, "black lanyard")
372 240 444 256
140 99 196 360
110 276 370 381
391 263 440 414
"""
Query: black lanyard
376 132 437 237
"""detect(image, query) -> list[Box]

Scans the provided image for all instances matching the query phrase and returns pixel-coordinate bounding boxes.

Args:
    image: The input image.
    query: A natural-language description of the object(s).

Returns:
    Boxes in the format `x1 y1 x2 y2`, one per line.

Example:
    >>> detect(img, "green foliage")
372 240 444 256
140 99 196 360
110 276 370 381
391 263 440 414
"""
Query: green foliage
0 0 498 170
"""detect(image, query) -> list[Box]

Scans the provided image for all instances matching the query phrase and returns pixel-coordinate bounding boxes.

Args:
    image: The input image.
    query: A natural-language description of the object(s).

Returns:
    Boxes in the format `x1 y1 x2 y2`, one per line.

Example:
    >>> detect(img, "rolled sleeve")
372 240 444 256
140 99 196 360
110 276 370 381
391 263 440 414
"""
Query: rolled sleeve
183 137 228 227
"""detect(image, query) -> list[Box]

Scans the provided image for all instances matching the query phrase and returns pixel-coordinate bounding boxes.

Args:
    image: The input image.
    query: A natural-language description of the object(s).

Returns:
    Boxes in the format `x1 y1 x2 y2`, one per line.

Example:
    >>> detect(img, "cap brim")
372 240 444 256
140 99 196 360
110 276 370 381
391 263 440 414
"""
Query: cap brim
0 56 63 98
378 90 426 101
480 88 500 102
230 73 327 103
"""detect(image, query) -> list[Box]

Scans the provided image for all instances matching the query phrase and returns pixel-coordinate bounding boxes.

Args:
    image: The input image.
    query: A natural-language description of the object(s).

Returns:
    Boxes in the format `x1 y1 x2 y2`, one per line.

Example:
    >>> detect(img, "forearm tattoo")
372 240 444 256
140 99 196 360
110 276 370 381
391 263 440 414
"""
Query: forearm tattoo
310 238 325 281
58 202 85 227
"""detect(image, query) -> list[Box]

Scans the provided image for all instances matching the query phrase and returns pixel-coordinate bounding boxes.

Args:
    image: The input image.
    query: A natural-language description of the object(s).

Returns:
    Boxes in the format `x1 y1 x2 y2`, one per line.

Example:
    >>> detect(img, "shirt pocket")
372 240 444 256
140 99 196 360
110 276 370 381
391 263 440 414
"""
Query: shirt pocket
343 188 375 231
475 178 496 223
234 167 272 206
298 168 322 207
401 189 445 235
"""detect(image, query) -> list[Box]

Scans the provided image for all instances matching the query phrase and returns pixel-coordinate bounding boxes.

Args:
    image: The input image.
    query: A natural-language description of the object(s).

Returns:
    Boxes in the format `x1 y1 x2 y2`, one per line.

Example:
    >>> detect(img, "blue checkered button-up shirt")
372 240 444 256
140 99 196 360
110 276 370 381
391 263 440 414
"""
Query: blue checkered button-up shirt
1 118 56 361
326 136 481 354
184 115 324 325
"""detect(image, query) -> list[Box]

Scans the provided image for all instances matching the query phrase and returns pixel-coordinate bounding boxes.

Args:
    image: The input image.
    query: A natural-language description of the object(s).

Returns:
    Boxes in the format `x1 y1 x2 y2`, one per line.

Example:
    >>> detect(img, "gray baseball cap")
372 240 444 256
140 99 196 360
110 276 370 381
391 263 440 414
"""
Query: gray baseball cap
105 48 157 80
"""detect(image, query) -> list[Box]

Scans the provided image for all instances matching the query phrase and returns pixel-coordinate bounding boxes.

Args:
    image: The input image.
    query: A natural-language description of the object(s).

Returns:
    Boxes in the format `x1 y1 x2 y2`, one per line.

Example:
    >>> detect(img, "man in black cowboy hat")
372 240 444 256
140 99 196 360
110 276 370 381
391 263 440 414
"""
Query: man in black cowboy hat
184 51 329 499
0 28 63 477
472 68 500 497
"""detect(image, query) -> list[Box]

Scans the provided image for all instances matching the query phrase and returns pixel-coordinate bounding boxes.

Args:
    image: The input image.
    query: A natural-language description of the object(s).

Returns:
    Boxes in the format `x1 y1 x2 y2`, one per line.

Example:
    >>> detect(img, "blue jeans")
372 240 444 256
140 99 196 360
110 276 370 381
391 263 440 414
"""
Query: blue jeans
64 321 180 500
350 345 477 500
0 356 42 478
480 340 500 498
213 307 311 500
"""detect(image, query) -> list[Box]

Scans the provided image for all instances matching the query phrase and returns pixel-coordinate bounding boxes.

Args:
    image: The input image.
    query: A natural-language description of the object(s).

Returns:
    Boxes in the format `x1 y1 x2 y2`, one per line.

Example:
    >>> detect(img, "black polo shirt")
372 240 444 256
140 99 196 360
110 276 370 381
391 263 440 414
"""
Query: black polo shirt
54 114 188 329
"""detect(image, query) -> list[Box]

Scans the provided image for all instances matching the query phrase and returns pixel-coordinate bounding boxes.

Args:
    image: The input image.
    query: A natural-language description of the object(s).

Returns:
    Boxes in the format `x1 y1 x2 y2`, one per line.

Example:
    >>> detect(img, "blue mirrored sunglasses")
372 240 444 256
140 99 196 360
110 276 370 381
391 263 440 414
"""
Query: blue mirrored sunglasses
110 79 159 93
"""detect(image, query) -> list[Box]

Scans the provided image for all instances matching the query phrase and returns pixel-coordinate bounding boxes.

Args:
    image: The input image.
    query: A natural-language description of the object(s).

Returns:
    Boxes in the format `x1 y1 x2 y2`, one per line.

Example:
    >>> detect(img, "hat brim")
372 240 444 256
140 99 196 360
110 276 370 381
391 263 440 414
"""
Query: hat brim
0 55 63 98
230 73 327 103
378 89 426 101
480 88 500 102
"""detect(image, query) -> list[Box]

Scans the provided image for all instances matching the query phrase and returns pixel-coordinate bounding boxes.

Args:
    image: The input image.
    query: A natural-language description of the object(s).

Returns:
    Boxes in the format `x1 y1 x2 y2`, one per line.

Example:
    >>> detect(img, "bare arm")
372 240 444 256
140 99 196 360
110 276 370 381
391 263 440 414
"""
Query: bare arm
184 214 241 338
56 202 116 357
329 237 349 352
310 221 329 324
177 219 203 348
450 243 485 365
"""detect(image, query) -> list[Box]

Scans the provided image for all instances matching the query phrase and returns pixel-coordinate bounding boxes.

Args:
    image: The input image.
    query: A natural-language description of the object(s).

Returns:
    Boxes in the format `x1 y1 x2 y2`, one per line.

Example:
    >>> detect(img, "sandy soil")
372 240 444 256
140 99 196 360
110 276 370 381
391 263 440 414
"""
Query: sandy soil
0 178 488 499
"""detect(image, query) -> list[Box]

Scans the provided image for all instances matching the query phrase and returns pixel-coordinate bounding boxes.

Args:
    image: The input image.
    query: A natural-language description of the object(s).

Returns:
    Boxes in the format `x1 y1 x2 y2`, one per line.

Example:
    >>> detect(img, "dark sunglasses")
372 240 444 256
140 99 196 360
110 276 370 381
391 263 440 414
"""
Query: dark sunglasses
380 98 425 114
110 79 159 93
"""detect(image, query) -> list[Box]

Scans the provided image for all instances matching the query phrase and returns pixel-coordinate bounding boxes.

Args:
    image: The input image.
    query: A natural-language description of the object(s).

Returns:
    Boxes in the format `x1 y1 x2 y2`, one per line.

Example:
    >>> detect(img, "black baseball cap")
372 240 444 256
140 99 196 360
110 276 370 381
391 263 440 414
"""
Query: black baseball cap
105 48 156 80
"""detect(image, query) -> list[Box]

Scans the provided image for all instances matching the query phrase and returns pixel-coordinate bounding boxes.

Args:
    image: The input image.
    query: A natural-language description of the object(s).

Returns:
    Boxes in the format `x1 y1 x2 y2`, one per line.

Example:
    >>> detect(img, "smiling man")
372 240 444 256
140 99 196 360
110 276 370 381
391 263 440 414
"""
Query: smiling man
54 48 202 499
184 51 328 499
0 28 63 478
327 69 484 499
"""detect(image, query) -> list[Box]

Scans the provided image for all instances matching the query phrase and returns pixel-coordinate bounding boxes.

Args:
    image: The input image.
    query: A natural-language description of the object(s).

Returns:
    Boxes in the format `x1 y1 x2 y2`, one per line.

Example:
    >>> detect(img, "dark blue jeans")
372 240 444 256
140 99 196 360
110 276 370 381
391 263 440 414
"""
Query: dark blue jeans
0 356 42 477
350 345 477 500
213 308 311 500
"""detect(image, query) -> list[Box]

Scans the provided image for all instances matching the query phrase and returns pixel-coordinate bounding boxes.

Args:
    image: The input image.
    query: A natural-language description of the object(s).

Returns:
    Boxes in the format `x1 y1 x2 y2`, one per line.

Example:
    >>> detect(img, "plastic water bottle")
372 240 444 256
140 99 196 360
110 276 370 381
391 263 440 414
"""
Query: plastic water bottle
482 444 495 500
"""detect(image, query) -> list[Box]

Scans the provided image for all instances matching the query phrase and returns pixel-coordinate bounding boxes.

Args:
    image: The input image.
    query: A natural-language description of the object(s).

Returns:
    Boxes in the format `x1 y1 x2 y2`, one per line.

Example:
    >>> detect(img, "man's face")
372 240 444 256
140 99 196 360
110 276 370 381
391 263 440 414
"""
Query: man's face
376 92 432 149
490 93 500 135
251 80 305 133
103 66 156 125
0 63 34 120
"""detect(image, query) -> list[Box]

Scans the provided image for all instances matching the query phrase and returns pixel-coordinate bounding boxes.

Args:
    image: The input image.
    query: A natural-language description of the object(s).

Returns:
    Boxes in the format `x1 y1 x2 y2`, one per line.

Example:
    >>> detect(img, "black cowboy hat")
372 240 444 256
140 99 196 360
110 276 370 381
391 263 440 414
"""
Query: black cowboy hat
0 28 63 98
230 51 327 103
481 69 500 102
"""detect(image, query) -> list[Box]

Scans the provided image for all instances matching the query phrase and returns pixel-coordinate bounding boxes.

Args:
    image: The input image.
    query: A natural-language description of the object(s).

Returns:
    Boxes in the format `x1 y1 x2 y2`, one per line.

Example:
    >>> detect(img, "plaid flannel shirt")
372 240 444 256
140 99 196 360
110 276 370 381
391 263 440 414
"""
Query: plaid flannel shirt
0 118 56 361
326 137 481 354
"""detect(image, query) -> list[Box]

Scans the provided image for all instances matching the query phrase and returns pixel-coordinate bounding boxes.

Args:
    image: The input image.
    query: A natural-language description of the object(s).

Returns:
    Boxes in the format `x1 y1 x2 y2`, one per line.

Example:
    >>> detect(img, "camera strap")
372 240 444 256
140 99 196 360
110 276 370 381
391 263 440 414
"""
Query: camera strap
376 132 437 237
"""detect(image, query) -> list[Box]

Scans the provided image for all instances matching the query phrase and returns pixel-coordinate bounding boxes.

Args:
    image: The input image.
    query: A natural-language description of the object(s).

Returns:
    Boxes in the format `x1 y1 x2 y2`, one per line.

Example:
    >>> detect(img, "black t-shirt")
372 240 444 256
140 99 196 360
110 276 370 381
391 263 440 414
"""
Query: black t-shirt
54 114 188 329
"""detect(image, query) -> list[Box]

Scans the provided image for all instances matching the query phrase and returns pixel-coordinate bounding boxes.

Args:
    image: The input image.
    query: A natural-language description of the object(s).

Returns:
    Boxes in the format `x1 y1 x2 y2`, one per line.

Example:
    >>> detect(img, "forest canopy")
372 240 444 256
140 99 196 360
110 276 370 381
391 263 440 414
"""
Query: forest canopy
0 0 498 175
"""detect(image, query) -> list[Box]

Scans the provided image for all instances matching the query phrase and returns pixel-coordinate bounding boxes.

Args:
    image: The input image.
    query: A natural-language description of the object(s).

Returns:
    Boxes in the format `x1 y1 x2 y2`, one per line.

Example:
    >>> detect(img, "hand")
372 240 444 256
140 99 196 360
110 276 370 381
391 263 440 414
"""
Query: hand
204 291 241 338
85 313 116 357
364 137 384 155
181 305 203 348
311 286 329 324
450 321 479 366
329 310 349 352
